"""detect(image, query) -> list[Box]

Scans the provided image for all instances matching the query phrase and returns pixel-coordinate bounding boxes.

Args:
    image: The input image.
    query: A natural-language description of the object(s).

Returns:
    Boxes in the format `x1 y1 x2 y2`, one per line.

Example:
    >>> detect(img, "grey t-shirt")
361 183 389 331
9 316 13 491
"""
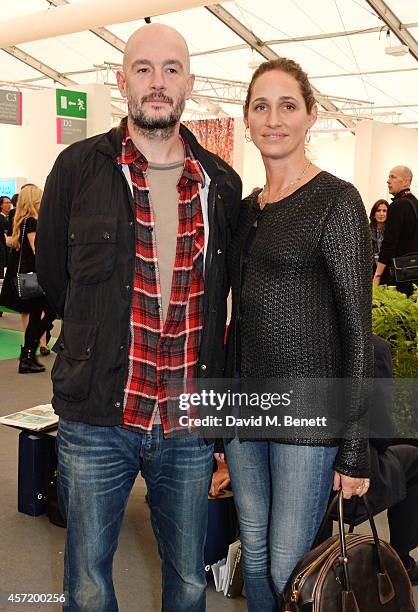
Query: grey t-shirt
147 159 184 324
147 159 184 425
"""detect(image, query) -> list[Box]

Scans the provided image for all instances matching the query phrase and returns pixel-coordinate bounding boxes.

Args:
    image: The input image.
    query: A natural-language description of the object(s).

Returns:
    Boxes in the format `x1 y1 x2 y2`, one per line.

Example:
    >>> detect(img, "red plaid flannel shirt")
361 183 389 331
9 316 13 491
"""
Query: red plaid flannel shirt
117 127 205 433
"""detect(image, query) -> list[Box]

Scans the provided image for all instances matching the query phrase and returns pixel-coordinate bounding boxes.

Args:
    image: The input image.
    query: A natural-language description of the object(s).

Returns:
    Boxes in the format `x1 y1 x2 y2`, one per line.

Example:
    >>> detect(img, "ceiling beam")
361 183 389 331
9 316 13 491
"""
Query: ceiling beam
205 3 356 132
46 0 126 53
190 22 418 59
0 0 222 47
365 0 418 62
2 47 77 86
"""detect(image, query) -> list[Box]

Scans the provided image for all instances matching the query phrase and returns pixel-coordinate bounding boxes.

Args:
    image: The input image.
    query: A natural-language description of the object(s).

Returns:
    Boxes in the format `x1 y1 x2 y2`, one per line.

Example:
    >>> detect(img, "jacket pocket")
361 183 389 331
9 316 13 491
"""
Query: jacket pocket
52 319 98 402
68 215 117 284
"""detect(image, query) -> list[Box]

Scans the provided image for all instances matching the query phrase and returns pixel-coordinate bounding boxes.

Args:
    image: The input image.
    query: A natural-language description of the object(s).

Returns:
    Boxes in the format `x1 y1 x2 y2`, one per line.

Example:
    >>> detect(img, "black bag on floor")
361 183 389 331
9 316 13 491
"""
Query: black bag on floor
18 431 53 516
282 491 416 611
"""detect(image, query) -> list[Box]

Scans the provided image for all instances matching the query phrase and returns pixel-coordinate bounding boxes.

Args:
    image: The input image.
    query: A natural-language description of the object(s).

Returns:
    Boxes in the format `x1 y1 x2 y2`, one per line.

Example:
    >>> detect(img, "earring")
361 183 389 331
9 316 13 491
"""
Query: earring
305 128 311 143
245 127 252 142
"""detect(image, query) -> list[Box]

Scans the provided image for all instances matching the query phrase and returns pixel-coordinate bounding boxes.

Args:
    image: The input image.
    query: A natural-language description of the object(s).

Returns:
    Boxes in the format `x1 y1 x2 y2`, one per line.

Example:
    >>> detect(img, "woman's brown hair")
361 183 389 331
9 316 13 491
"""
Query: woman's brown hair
369 199 389 224
244 58 316 119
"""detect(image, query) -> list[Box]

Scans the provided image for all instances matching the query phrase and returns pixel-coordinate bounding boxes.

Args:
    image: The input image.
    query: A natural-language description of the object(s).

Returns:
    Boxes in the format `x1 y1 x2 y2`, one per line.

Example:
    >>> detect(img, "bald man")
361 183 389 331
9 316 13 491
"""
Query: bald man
37 24 241 611
374 165 418 296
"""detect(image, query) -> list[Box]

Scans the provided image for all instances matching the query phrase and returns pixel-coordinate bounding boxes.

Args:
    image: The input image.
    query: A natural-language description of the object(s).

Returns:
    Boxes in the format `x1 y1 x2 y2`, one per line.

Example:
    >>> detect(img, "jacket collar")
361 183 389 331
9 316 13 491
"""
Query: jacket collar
97 117 227 180
392 188 411 202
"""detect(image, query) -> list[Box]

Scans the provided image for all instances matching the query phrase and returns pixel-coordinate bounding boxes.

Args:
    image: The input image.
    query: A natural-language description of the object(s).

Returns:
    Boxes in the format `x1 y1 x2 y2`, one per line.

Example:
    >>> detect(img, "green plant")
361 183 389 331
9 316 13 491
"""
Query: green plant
372 285 418 437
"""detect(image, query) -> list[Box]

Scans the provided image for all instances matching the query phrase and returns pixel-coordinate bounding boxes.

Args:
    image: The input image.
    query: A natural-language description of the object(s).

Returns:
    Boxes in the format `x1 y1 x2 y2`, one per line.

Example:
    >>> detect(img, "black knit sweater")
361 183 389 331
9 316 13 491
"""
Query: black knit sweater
226 171 374 477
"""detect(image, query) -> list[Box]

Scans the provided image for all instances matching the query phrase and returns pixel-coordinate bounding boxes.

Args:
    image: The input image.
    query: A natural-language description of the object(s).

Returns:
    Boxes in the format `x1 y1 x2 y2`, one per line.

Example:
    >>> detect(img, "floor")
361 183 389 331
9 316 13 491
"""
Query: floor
0 312 416 611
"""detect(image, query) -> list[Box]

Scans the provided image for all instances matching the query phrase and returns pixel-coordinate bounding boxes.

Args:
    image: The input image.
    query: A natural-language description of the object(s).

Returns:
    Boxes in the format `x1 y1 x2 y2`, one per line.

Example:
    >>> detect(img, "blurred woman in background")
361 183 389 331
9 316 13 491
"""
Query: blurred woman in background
369 198 388 271
0 184 55 373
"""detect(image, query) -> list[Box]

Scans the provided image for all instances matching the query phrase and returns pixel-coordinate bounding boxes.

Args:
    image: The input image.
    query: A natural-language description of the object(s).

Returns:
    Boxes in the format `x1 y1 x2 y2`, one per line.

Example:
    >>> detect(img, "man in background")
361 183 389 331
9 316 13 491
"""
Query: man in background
374 165 418 295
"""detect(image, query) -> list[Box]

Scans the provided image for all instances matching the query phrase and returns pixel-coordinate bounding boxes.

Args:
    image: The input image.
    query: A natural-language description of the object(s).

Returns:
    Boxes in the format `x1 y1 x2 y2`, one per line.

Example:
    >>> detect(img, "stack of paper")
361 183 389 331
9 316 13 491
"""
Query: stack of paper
0 404 58 431
211 539 243 597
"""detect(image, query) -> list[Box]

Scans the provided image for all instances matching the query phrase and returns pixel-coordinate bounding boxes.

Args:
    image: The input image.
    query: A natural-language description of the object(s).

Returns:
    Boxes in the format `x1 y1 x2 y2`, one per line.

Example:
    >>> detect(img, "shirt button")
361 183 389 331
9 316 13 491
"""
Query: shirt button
126 285 131 291
217 249 222 255
148 227 153 232
155 303 161 310
103 232 110 240
60 341 65 350
69 233 75 240
86 347 91 354
115 401 121 408
119 345 124 350
201 363 207 371
150 264 155 270
139 158 145 164
129 221 134 226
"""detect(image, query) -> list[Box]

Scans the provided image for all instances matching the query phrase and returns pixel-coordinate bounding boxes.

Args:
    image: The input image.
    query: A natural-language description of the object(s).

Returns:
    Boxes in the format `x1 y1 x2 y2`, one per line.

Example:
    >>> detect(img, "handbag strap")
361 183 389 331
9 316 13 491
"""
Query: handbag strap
314 491 386 590
405 197 418 223
404 196 418 239
16 218 27 275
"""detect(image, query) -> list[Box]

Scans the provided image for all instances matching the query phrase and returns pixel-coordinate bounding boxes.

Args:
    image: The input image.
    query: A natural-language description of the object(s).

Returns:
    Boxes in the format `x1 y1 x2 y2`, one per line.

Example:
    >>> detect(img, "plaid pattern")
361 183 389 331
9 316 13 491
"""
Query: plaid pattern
117 128 205 432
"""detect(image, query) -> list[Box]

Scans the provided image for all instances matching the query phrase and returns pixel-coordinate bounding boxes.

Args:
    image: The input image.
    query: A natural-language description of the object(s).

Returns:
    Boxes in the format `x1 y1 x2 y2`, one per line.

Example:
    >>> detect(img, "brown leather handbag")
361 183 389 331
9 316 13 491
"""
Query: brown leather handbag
282 491 416 611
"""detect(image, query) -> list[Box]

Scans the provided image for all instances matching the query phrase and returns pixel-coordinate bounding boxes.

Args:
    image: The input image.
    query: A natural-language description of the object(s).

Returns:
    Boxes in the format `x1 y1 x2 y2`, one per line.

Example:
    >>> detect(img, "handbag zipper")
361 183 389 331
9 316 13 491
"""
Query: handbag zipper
290 540 340 603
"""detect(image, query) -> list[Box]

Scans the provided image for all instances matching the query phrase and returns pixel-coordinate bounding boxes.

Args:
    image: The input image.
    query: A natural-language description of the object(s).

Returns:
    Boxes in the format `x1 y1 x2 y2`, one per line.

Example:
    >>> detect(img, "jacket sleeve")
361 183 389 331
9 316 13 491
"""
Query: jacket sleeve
36 152 73 318
320 186 374 477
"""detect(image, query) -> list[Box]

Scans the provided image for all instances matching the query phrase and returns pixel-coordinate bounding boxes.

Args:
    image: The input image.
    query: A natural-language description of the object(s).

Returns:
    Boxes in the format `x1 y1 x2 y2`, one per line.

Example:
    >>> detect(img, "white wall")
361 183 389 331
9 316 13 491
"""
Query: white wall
309 134 355 184
0 84 111 189
354 120 418 212
233 123 356 198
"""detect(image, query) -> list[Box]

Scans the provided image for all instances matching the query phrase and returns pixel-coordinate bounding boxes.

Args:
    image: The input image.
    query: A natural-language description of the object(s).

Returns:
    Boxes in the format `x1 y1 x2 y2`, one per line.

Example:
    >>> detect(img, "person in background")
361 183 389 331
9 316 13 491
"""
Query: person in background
319 335 418 585
0 195 11 224
0 184 55 373
0 196 11 282
374 165 418 295
369 198 388 271
222 58 372 611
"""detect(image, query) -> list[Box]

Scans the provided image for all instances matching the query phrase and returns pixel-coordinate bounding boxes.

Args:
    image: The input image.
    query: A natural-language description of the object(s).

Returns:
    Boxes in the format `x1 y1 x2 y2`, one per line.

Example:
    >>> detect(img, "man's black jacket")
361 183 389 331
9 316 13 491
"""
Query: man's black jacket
379 189 418 265
36 120 242 425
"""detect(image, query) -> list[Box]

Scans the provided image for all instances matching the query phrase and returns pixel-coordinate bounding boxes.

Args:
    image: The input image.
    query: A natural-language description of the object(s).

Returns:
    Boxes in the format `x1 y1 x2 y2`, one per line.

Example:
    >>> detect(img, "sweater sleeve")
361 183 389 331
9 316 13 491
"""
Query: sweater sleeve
320 185 374 477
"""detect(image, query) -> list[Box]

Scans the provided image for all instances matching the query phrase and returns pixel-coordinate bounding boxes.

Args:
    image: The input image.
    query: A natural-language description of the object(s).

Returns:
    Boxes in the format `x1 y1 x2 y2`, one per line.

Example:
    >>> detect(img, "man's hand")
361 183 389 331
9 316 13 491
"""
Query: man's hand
209 461 230 497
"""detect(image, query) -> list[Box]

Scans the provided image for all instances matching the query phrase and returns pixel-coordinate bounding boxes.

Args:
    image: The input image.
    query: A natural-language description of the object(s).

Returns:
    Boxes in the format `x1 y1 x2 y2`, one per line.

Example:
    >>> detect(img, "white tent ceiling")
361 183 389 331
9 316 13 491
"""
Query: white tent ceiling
1 0 418 133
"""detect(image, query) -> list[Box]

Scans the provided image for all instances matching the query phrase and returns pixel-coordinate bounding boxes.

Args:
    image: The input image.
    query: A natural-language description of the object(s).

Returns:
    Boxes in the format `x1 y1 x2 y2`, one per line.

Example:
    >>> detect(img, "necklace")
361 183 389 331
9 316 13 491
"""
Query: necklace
258 160 312 209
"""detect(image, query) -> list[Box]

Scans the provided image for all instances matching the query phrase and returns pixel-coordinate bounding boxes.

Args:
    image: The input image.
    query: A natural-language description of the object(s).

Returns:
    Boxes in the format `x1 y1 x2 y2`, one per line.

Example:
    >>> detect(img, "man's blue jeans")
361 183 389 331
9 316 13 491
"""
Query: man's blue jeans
225 440 337 612
57 419 214 612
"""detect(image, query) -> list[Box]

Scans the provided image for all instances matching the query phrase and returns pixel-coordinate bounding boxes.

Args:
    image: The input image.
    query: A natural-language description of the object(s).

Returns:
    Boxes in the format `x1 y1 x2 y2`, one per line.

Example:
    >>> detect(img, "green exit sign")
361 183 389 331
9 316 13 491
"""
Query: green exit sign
56 89 87 119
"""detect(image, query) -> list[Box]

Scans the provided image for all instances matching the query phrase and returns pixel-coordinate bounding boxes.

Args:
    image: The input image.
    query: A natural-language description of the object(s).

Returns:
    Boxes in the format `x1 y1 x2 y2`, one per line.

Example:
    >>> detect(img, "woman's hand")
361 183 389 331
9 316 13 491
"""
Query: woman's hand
214 452 225 463
333 471 370 499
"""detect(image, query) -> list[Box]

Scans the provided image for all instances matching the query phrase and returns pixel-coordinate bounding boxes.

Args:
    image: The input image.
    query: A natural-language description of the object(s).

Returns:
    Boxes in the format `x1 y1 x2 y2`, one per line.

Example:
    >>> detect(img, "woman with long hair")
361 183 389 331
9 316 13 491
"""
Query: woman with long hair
369 198 388 271
0 184 55 373
221 59 373 610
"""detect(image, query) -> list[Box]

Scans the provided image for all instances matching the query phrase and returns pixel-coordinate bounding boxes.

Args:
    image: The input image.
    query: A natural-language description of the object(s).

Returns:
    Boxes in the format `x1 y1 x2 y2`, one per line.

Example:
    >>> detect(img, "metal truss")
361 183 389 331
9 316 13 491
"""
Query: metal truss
2 46 77 86
205 3 356 131
46 0 126 52
365 0 418 62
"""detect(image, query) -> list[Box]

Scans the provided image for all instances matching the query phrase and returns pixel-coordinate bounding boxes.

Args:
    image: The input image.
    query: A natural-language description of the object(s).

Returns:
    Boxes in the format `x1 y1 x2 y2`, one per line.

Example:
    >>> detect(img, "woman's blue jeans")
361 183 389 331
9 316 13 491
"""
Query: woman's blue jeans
225 440 337 612
57 419 214 612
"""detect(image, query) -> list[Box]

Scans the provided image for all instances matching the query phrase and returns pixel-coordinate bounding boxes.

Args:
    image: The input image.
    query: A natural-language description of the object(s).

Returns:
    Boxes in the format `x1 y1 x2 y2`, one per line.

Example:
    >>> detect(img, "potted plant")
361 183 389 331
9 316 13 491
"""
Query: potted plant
372 285 418 439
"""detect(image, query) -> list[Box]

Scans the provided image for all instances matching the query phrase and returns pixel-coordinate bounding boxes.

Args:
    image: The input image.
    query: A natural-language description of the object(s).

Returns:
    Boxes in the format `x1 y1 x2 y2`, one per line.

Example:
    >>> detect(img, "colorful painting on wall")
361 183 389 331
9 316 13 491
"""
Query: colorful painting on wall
183 117 234 167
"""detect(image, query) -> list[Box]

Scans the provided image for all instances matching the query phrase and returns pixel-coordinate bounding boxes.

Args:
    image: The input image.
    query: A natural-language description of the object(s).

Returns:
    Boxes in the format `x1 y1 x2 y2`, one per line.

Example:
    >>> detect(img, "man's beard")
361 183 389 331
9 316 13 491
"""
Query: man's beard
127 90 186 140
